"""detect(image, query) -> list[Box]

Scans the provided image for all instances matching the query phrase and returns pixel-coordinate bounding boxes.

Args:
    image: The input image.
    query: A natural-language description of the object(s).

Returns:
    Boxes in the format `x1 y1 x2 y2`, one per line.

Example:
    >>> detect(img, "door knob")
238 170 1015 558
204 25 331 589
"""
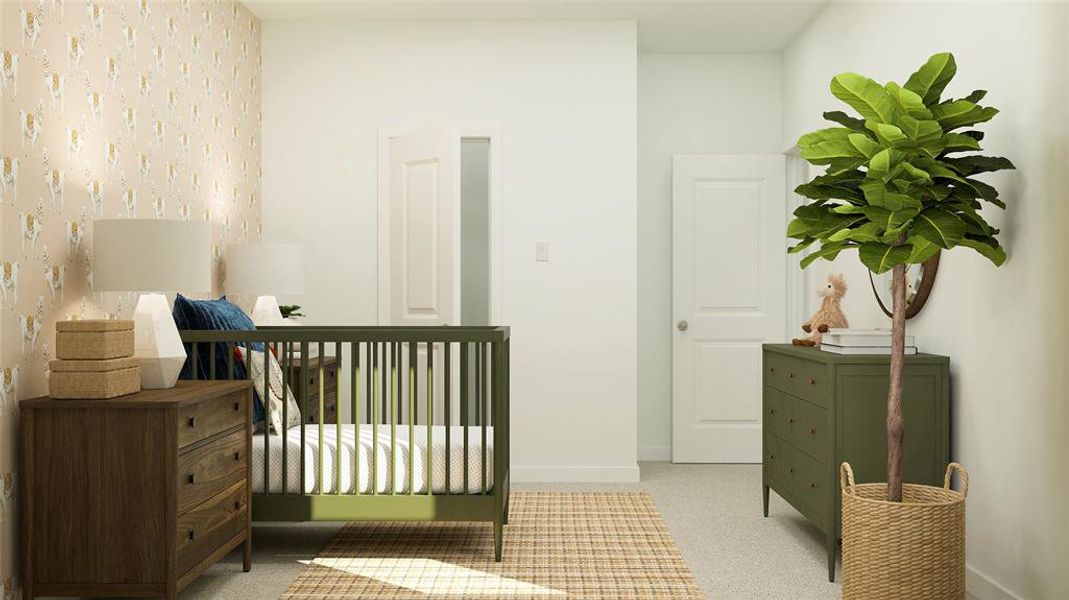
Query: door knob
677 320 689 332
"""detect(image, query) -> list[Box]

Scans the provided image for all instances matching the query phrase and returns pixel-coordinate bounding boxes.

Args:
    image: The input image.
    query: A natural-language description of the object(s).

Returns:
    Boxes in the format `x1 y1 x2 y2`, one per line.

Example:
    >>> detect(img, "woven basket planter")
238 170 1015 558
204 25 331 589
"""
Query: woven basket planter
840 461 968 600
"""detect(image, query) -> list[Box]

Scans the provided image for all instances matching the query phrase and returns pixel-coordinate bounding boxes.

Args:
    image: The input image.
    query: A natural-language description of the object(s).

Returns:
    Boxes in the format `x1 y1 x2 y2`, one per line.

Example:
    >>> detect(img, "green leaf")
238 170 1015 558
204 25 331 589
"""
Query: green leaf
884 82 932 118
943 133 982 152
795 182 863 203
799 243 850 268
962 89 987 103
829 222 882 243
798 127 863 164
859 242 913 274
832 204 865 214
848 133 880 158
944 155 1016 175
826 157 868 174
904 52 957 105
793 204 827 223
788 238 816 254
787 218 810 239
823 110 867 131
861 180 922 211
899 116 944 143
863 206 919 229
913 207 966 249
830 73 898 123
871 123 910 147
906 237 941 263
959 237 1007 266
932 100 999 130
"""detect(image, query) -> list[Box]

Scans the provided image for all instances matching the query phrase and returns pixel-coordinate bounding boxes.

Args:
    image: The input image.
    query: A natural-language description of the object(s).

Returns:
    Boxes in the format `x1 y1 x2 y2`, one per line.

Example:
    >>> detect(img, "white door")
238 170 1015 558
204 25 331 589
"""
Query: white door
672 154 786 463
384 130 461 327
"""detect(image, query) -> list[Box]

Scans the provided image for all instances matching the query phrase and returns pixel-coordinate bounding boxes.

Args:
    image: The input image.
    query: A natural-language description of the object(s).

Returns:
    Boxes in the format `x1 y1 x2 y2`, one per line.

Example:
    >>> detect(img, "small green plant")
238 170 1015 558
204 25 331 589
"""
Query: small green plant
279 304 304 319
789 52 1013 502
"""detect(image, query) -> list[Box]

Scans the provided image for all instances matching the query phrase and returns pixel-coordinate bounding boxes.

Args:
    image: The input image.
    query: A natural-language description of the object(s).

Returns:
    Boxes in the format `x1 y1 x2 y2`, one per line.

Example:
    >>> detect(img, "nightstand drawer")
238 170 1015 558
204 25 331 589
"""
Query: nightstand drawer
179 390 246 448
177 428 247 515
177 480 248 575
303 392 338 424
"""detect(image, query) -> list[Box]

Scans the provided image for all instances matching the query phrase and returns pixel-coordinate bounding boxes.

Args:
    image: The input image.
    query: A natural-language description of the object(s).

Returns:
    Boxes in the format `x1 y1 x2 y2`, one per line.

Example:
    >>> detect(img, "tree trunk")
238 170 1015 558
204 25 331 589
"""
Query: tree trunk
886 263 907 502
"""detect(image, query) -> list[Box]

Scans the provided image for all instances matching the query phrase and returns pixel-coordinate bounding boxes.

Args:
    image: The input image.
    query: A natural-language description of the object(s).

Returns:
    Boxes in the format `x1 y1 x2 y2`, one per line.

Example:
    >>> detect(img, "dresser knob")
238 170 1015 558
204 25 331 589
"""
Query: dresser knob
789 418 796 424
770 453 776 460
187 473 196 485
810 427 816 435
788 372 794 379
234 501 242 511
234 451 241 461
809 378 816 385
768 367 775 373
810 482 816 489
188 530 196 541
188 416 197 429
787 468 794 474
233 401 241 412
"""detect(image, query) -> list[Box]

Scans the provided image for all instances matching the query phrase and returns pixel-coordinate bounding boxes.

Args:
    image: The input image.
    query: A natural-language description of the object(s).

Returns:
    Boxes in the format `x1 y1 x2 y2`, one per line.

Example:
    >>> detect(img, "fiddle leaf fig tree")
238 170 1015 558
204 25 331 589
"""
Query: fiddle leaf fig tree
788 52 1013 502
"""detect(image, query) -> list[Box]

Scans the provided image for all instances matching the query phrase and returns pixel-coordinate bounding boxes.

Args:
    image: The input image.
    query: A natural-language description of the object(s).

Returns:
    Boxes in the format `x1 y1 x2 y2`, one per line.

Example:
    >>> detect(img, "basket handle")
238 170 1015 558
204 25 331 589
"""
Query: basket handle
944 462 969 498
840 462 856 493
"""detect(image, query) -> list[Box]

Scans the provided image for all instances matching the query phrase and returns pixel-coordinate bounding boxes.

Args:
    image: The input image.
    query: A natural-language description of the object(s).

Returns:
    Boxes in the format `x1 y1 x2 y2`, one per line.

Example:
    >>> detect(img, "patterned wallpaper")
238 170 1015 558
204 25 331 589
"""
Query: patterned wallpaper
0 1 262 594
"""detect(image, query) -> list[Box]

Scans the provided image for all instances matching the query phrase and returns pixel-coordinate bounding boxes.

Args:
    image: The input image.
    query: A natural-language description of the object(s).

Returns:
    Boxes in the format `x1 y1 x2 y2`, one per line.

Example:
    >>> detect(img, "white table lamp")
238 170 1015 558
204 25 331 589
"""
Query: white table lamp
225 243 304 326
93 219 211 389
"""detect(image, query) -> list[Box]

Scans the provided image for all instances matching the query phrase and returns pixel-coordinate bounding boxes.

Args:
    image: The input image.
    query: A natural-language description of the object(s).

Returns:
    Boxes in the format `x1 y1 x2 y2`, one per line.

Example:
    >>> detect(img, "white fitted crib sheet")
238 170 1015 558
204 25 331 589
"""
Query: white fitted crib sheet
251 425 495 495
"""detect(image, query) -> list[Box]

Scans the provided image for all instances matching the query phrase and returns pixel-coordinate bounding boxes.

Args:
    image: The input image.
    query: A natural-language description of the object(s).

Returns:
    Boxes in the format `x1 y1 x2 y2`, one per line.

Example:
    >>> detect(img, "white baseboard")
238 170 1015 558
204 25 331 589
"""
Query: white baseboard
511 465 641 483
638 444 672 462
967 564 1023 600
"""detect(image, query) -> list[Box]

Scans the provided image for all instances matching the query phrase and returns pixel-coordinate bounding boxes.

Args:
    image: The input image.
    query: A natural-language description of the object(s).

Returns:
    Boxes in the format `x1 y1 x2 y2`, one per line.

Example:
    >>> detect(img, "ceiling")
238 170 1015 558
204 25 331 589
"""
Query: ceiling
243 0 828 53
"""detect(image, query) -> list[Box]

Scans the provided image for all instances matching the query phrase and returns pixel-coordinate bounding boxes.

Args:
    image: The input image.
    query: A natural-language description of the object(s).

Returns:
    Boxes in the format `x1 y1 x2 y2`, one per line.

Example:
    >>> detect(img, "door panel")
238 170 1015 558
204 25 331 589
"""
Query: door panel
672 154 786 463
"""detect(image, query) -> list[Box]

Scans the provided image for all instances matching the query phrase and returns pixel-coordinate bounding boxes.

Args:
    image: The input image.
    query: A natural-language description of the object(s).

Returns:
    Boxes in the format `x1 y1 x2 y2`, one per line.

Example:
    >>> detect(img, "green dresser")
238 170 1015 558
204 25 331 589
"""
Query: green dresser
761 344 950 582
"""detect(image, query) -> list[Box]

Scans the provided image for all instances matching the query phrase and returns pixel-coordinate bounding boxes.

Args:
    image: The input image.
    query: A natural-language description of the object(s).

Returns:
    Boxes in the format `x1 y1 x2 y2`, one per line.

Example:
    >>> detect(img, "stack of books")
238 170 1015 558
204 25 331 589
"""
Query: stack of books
821 329 918 355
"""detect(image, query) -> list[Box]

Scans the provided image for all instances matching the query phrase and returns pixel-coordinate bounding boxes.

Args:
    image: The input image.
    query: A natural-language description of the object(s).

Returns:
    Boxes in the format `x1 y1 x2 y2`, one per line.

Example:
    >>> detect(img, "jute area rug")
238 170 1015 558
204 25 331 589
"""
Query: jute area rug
282 492 703 599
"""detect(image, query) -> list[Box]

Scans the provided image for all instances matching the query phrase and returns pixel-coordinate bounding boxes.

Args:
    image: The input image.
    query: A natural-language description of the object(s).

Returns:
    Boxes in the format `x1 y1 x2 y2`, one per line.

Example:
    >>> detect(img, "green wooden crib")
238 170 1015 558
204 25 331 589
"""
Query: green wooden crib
178 326 511 560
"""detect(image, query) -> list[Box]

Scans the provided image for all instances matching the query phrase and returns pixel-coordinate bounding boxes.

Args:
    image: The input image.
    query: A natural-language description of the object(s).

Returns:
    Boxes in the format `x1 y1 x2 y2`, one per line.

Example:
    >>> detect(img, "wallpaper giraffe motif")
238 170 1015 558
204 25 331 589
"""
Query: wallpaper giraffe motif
0 1 262 594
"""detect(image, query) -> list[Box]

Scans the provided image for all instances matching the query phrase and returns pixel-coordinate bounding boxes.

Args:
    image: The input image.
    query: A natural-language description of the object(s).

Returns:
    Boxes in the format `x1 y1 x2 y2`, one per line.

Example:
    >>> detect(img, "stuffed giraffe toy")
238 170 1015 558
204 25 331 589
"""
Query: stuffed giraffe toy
792 273 849 347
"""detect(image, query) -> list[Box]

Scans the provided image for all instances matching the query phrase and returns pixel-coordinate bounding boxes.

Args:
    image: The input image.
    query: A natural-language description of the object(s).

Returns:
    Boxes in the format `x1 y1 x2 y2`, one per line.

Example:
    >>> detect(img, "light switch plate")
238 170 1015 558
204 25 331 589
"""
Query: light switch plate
536 242 549 262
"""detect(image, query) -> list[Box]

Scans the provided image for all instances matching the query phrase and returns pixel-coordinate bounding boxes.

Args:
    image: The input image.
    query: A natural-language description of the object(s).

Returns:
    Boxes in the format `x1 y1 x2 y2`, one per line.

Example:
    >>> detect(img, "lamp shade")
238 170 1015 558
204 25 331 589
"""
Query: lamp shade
93 219 211 293
225 243 304 295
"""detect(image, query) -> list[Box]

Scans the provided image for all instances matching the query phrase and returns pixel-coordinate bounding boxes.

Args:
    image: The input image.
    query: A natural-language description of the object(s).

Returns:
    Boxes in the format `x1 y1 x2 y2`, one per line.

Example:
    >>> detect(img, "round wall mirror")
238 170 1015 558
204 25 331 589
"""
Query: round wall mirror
868 252 940 319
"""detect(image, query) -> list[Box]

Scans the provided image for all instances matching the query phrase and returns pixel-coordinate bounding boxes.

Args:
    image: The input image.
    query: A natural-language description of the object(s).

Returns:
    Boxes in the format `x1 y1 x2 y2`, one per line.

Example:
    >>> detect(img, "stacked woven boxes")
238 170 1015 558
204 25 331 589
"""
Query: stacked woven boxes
49 320 141 399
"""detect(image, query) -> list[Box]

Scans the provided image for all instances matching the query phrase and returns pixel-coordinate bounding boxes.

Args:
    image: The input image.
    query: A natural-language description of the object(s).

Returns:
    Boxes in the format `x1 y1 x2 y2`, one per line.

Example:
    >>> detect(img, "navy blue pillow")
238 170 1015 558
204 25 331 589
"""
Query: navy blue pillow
173 294 266 424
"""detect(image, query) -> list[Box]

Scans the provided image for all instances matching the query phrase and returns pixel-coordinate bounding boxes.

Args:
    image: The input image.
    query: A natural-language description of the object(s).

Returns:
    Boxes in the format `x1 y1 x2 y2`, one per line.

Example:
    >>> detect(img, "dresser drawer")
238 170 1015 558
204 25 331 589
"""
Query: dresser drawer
763 434 782 484
177 480 248 575
179 390 247 448
787 397 829 462
177 428 247 515
763 387 788 439
763 353 795 395
787 358 828 407
777 441 831 516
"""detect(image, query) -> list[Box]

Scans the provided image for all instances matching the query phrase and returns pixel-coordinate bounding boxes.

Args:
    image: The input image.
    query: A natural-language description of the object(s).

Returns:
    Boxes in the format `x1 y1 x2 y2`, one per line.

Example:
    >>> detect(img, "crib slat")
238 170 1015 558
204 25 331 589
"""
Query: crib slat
445 342 452 495
372 342 379 495
191 342 198 380
227 342 234 380
301 342 308 495
282 342 289 495
426 341 433 496
352 341 359 497
318 341 325 494
209 342 216 380
461 342 469 495
335 341 342 495
390 342 397 495
408 341 415 495
481 342 488 495
263 340 270 495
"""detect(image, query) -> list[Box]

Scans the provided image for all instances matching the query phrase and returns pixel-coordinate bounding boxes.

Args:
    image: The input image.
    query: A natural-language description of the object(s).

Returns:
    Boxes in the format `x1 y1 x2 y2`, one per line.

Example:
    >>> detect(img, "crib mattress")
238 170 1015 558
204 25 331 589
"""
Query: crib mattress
251 425 495 495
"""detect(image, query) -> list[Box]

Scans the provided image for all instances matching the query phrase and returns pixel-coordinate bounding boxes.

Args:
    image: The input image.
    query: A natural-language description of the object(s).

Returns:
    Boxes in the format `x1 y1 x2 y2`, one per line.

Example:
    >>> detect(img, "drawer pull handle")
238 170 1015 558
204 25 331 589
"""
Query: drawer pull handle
788 372 795 379
768 367 775 373
809 378 816 385
810 427 817 435
809 482 817 489
233 401 241 412
187 473 196 485
234 501 242 511
188 530 196 541
188 416 197 429
234 451 241 461
769 409 776 415
769 453 776 459
788 418 796 424
787 468 794 474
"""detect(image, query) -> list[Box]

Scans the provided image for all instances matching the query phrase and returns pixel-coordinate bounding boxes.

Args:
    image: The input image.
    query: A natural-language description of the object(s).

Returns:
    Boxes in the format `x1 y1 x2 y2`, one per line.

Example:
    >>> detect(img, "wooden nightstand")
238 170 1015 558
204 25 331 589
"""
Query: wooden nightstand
19 380 253 600
284 355 339 425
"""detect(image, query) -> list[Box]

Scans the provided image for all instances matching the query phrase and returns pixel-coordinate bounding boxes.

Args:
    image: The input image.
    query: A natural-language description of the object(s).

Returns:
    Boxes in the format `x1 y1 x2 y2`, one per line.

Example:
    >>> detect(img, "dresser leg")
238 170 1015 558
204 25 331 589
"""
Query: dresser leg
826 535 837 582
762 484 770 517
243 534 252 572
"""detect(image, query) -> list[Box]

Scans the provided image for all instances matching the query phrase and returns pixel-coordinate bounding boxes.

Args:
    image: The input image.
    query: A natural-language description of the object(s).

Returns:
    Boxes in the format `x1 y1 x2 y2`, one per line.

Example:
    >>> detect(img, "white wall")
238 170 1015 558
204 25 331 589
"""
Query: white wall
261 20 639 481
783 4 1069 599
637 54 782 460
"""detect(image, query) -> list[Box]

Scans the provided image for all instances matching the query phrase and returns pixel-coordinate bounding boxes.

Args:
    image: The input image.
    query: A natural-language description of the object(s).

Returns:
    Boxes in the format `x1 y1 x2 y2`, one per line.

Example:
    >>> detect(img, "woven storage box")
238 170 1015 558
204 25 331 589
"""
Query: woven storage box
55 320 135 360
841 462 968 600
49 357 141 399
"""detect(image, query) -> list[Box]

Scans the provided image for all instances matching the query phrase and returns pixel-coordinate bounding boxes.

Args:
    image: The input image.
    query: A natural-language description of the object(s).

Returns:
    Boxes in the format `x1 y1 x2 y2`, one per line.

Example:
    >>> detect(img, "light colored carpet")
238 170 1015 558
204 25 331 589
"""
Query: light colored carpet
181 463 846 599
280 492 703 599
